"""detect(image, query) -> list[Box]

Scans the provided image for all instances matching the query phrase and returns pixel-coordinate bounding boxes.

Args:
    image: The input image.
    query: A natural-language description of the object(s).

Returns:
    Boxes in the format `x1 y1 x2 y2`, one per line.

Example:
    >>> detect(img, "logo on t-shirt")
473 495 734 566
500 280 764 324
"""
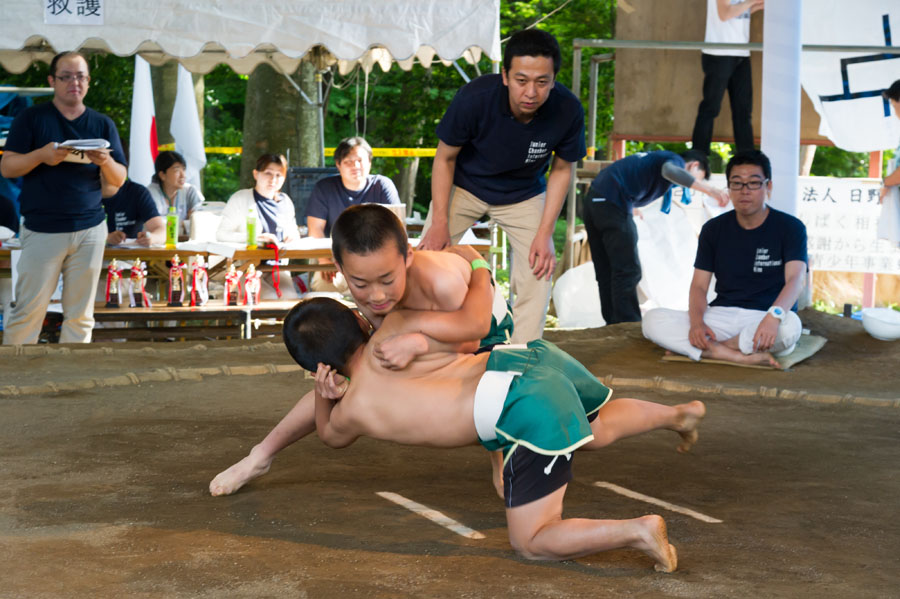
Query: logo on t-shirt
753 247 782 273
525 140 550 164
114 212 137 231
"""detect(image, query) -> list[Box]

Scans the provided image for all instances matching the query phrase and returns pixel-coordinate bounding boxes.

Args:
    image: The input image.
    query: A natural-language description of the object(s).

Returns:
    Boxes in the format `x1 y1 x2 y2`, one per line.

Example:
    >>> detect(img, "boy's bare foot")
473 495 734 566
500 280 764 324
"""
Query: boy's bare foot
209 445 272 496
632 515 678 573
673 400 706 453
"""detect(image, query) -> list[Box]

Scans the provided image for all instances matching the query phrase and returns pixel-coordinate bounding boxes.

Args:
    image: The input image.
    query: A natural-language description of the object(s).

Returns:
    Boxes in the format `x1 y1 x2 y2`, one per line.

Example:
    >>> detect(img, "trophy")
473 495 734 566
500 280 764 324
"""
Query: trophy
190 254 209 306
105 259 122 308
168 254 186 307
243 263 262 306
129 258 151 307
225 263 243 306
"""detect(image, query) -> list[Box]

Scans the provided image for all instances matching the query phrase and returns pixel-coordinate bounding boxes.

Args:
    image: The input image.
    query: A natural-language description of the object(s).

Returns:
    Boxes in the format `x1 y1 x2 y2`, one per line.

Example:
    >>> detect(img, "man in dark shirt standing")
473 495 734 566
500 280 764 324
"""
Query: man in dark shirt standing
418 29 585 344
583 149 729 324
0 52 127 344
642 151 807 368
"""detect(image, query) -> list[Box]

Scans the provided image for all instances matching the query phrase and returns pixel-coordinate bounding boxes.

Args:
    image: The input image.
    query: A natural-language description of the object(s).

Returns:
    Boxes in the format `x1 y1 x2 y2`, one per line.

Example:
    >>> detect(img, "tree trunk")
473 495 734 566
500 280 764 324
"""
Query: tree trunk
297 60 321 168
151 63 205 147
397 157 419 217
240 63 304 187
151 62 178 146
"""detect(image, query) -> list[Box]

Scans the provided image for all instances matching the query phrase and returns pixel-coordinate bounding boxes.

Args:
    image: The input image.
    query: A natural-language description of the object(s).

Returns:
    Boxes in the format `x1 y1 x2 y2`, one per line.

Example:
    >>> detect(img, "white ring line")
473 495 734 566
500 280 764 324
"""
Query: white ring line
376 491 486 540
593 481 723 524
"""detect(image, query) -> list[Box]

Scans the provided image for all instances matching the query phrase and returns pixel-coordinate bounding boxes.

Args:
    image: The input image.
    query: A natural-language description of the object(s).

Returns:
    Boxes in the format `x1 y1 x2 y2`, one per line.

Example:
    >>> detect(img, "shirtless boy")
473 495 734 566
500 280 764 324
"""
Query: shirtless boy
210 204 510 496
288 296 705 570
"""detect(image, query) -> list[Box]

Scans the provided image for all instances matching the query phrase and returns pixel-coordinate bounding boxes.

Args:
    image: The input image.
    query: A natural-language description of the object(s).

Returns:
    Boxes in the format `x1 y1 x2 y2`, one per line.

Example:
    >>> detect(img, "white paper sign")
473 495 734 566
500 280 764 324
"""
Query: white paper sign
797 176 900 275
44 0 104 26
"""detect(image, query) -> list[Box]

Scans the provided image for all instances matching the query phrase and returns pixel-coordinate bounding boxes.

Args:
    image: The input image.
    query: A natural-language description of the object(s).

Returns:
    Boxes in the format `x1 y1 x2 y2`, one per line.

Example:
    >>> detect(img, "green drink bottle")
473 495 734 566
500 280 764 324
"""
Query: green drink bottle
165 206 178 249
246 208 258 249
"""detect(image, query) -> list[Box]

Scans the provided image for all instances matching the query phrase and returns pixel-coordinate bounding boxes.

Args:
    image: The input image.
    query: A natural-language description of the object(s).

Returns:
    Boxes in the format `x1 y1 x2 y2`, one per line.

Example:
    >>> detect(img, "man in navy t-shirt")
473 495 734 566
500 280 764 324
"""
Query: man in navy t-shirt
305 136 400 292
642 151 808 368
583 149 729 324
418 29 586 344
102 179 164 246
1 52 127 345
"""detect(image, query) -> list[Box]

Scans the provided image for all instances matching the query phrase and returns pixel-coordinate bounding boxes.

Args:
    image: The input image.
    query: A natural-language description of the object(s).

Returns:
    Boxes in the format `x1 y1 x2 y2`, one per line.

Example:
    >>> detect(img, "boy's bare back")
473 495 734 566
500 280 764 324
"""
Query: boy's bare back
329 310 489 449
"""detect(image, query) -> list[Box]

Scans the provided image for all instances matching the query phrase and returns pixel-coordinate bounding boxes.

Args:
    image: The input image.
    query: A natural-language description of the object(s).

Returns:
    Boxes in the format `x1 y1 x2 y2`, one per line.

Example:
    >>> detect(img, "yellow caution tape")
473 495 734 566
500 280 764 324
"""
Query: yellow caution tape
155 145 437 157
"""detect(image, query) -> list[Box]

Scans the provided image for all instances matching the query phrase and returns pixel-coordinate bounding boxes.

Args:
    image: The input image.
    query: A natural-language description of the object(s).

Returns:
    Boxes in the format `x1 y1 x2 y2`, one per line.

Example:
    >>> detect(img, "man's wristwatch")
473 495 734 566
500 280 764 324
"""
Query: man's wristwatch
767 306 785 321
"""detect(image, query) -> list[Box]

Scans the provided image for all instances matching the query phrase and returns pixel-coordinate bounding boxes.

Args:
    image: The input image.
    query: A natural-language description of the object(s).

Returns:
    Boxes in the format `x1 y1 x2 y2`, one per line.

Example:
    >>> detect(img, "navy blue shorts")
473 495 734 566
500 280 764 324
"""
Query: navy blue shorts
502 411 598 508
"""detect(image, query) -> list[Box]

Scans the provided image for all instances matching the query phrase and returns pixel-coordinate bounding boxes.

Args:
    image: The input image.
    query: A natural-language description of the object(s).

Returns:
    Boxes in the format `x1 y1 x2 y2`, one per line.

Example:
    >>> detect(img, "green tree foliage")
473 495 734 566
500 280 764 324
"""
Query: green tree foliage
1 53 134 142
202 65 245 202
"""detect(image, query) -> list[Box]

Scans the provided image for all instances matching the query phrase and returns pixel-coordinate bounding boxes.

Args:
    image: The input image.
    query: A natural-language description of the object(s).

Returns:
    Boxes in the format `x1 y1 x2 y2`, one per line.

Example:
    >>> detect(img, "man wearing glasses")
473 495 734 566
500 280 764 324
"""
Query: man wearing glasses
1 52 127 344
642 150 807 368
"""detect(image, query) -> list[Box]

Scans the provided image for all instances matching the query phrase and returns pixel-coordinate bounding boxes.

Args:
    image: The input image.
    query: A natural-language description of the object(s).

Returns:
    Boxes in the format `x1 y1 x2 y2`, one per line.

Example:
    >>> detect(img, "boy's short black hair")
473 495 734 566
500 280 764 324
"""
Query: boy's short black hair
680 149 711 180
726 150 772 181
152 151 187 183
884 79 900 103
503 29 561 76
283 297 369 376
331 204 407 266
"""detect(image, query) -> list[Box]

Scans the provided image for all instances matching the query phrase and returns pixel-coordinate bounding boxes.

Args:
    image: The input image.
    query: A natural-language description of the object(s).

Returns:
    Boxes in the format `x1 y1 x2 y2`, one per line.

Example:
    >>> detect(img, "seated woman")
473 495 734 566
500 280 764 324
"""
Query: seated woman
217 153 300 299
147 150 205 236
304 136 400 292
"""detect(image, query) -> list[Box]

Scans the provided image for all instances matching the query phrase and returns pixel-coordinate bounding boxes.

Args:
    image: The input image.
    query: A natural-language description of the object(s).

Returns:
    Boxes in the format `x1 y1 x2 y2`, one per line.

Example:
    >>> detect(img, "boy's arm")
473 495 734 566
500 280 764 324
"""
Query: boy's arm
404 252 494 343
373 332 479 370
313 364 359 448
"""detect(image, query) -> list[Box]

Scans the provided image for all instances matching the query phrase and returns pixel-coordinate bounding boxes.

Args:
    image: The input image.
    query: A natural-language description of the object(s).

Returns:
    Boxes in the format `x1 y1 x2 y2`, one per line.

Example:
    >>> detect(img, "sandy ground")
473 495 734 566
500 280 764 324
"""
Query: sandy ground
1 309 899 598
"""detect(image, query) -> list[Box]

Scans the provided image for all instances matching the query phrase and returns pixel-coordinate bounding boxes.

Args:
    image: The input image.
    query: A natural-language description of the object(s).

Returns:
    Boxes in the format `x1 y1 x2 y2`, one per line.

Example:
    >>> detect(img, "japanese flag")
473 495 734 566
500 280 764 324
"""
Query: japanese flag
128 55 158 185
170 63 207 190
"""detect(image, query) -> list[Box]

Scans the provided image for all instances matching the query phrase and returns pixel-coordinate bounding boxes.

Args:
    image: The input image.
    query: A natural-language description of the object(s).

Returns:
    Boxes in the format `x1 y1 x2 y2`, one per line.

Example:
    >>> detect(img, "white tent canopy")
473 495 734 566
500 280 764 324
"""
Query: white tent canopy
0 0 501 74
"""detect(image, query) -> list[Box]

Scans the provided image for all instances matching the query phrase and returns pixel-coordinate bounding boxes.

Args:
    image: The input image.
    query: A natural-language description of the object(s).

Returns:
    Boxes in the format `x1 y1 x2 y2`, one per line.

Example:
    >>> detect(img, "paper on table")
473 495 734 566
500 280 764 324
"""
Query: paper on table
56 139 110 151
285 237 333 250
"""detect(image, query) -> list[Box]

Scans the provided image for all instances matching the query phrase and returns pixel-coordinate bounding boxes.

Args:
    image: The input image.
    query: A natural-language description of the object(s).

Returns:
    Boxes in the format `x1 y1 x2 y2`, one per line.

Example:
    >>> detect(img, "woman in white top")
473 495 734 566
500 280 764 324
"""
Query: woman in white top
146 150 205 234
217 153 298 244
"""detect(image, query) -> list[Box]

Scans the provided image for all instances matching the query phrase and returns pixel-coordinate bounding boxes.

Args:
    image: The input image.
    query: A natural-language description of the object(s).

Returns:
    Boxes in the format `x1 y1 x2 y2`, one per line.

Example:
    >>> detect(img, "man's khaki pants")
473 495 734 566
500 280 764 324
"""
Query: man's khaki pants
422 186 551 344
3 221 106 345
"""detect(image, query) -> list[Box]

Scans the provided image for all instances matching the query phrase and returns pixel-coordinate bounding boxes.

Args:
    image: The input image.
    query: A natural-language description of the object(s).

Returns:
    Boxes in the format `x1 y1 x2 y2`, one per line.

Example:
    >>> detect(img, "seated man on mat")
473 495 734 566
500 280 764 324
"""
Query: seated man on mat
642 150 807 368
209 204 512 497
287 295 705 569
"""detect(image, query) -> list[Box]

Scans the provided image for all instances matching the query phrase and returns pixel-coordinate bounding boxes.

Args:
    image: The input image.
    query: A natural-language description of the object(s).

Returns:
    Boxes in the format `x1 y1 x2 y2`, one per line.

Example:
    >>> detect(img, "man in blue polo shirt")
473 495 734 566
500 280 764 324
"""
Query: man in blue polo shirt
418 29 585 344
305 136 400 292
642 150 807 368
583 149 729 324
102 179 164 246
0 52 127 344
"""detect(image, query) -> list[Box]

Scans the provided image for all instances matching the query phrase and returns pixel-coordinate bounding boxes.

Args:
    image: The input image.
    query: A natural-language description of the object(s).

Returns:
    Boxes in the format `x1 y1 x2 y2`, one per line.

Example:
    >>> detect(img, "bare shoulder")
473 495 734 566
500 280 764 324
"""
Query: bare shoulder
407 251 471 310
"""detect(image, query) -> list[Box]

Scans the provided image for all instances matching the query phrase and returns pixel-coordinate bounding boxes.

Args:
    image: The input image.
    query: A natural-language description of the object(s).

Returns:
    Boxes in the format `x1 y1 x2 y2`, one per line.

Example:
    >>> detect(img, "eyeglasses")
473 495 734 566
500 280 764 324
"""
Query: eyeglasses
53 74 90 83
728 179 768 191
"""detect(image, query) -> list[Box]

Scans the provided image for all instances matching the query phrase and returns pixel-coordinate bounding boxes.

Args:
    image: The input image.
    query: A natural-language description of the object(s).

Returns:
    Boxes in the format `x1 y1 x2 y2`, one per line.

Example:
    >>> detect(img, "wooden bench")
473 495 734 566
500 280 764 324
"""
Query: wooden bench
92 300 301 341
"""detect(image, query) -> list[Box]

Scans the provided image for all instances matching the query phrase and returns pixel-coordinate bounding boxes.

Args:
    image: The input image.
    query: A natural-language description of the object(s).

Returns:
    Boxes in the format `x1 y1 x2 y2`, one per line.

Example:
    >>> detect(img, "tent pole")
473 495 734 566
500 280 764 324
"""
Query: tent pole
567 46 583 270
760 0 803 216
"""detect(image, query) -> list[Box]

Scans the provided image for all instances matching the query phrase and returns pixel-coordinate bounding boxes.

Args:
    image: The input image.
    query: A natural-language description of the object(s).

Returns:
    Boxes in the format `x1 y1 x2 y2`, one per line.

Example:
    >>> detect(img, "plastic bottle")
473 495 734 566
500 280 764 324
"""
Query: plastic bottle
246 207 258 249
165 206 179 249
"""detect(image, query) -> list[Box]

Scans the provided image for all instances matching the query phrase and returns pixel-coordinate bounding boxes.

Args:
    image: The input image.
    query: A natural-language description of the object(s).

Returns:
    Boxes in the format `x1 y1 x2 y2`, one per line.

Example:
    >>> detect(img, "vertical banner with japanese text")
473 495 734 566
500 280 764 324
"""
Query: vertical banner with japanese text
797 177 900 275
